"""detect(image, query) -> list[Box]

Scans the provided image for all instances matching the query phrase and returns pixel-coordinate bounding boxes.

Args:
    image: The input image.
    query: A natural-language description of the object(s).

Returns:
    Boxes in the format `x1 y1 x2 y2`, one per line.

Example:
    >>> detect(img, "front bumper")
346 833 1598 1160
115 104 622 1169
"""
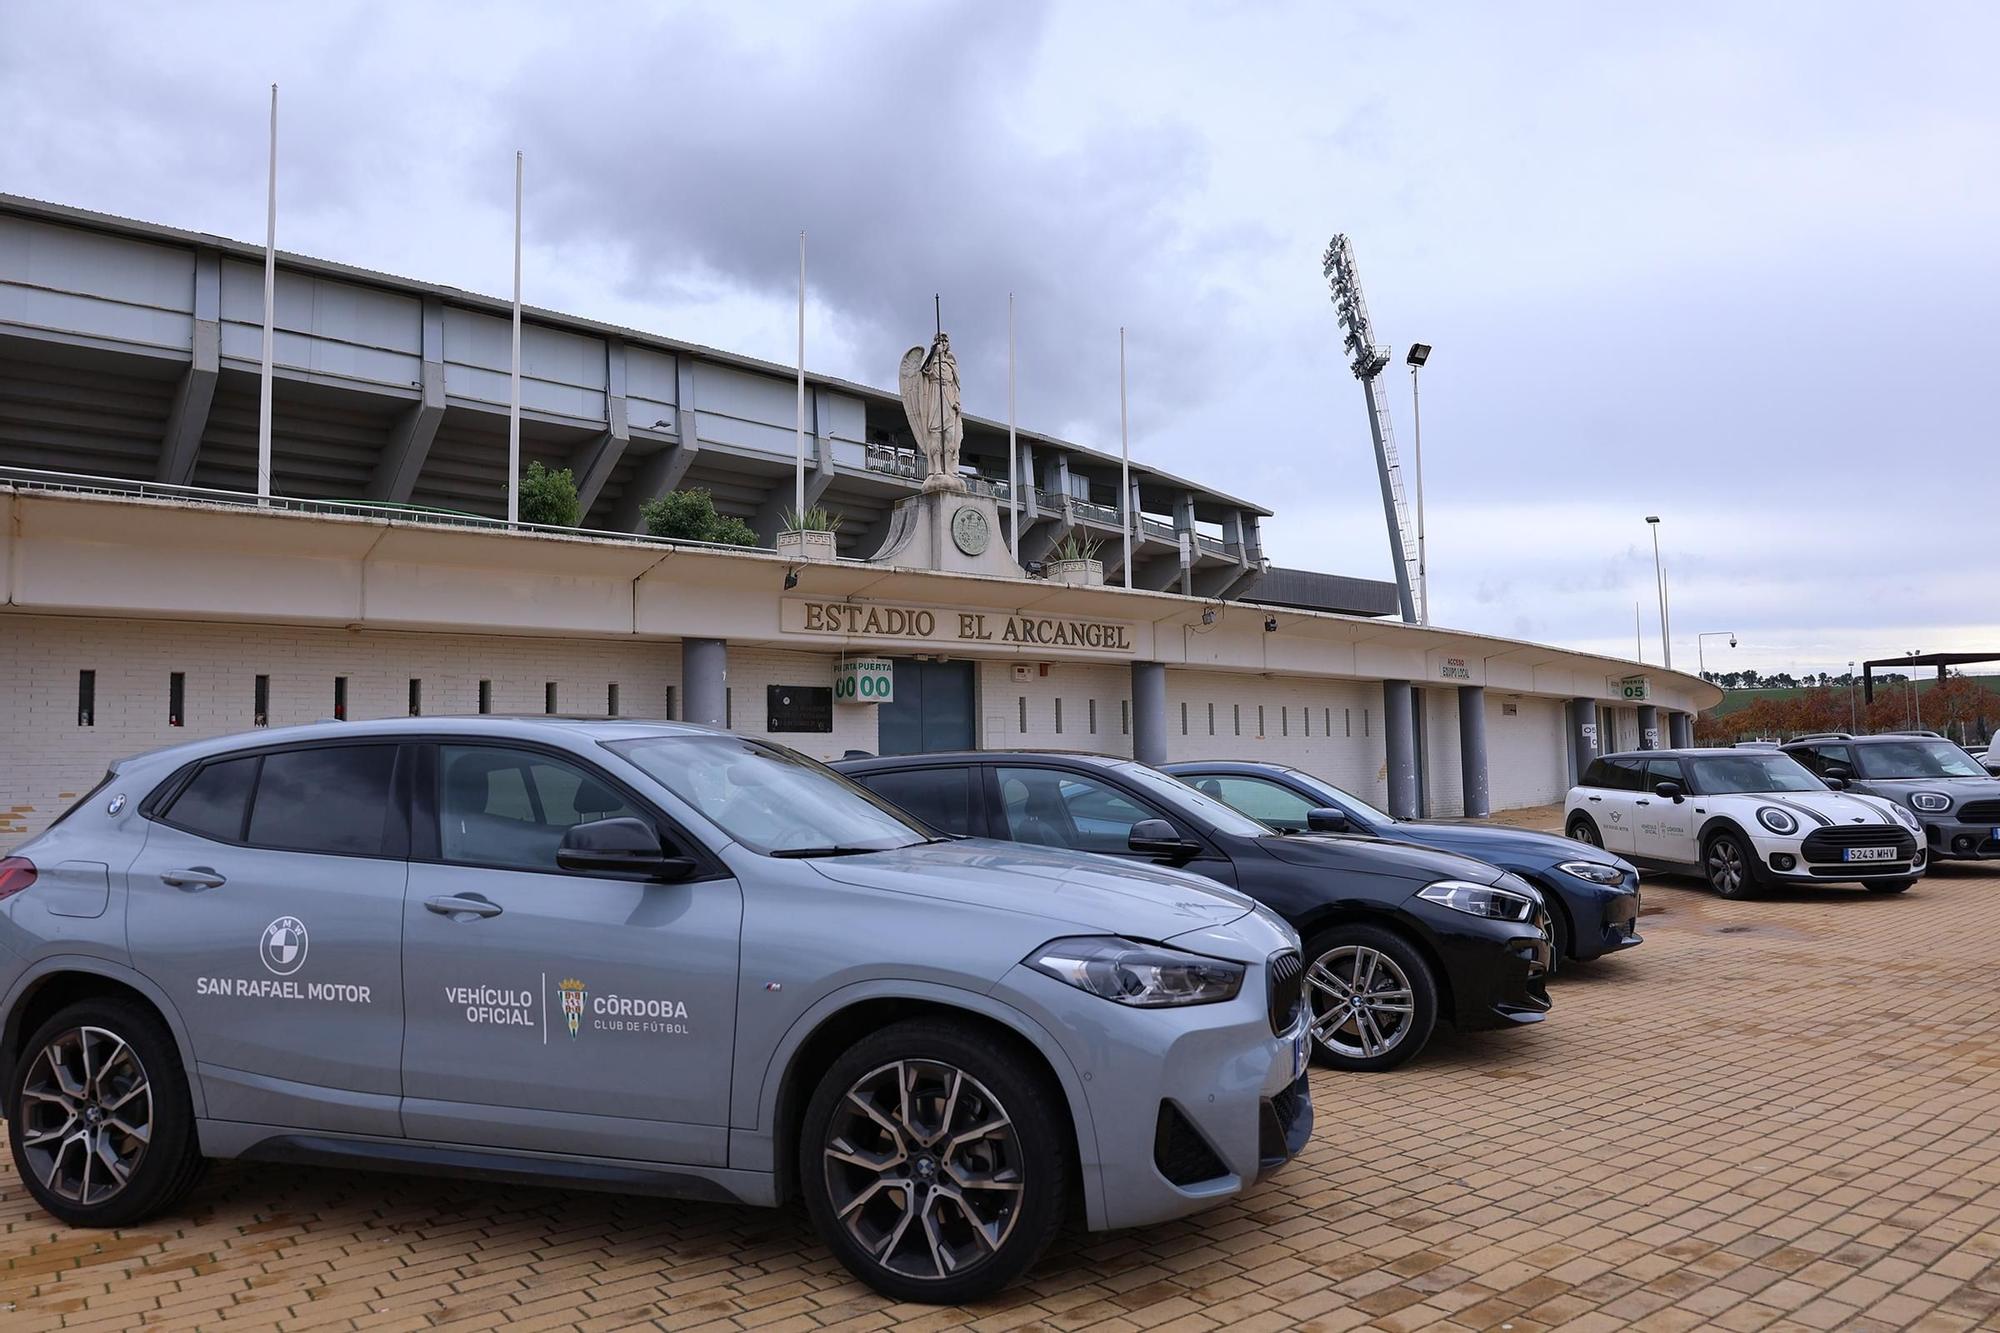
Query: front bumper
1407 898 1552 1031
1745 829 1924 884
1921 818 2000 861
1542 868 1643 961
995 958 1312 1232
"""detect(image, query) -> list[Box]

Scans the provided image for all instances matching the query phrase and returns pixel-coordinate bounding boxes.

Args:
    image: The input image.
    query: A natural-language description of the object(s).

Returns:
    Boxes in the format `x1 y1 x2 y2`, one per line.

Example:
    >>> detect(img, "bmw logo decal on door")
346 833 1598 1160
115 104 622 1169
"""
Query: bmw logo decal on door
260 916 309 976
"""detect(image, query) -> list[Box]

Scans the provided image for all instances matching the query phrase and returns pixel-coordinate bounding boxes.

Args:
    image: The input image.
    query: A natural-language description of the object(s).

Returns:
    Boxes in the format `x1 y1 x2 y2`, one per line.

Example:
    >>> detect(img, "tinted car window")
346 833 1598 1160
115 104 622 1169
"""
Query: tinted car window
856 767 976 837
1198 776 1316 832
995 766 1157 854
1580 759 1616 789
440 745 642 872
247 746 398 856
1644 757 1686 787
162 756 258 841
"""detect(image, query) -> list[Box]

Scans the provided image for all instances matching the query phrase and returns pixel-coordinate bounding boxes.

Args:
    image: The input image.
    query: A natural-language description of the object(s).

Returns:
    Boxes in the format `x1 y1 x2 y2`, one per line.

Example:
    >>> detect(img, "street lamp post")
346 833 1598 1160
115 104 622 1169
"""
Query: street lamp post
1908 651 1922 730
1697 631 1737 678
1645 516 1671 670
1847 660 1859 732
1406 344 1432 625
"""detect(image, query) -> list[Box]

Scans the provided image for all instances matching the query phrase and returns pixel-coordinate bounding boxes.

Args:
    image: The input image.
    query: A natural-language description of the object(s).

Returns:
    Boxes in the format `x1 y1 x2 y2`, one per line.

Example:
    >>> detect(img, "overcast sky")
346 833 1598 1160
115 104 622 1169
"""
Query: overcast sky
3 1 1994 675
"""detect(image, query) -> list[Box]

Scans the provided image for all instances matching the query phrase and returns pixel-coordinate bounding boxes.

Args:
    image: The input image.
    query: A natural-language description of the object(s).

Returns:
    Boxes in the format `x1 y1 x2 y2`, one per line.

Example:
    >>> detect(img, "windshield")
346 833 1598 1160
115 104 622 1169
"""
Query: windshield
607 734 930 856
1290 772 1395 826
1121 762 1281 838
1685 753 1826 794
1855 740 1986 779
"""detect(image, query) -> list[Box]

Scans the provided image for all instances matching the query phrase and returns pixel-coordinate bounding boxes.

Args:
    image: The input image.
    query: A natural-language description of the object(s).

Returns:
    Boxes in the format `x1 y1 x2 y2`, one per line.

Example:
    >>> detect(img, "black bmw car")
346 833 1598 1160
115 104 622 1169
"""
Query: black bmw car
834 750 1552 1072
1161 760 1642 970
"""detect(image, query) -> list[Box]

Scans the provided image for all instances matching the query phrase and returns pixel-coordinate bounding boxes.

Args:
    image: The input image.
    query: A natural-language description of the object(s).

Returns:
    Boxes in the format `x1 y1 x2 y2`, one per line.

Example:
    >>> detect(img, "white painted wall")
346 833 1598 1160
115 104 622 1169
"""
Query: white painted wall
1487 695 1570 808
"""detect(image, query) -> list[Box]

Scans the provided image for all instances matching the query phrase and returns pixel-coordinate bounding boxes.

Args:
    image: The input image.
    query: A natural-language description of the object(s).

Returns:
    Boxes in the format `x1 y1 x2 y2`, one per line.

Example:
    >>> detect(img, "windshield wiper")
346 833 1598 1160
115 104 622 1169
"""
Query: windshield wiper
769 845 891 859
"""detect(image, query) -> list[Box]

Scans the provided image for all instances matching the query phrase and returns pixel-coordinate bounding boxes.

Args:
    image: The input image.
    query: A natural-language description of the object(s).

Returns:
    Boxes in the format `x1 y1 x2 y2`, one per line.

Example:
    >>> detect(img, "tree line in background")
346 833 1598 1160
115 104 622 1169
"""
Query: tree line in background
1696 673 1997 746
1699 668 1917 690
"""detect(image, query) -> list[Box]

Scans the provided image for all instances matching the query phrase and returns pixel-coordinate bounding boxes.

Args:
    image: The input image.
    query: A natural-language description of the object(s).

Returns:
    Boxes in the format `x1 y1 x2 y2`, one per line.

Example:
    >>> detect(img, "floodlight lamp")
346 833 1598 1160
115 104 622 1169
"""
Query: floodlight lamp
1406 343 1432 367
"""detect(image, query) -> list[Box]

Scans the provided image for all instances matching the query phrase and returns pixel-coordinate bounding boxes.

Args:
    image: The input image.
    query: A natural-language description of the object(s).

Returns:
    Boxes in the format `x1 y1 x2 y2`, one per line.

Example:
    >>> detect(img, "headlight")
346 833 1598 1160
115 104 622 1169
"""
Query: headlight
1557 860 1626 885
1417 879 1538 922
1027 936 1245 1007
1910 792 1951 813
1756 806 1798 836
1889 803 1923 831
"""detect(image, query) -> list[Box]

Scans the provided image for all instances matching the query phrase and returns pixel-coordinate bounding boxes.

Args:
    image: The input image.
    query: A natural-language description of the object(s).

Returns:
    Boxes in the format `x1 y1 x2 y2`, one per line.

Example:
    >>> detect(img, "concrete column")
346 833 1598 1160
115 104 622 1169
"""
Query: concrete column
1637 704 1660 751
1131 661 1169 767
1383 680 1418 819
1457 685 1490 818
1572 697 1601 774
683 638 729 730
1669 711 1694 749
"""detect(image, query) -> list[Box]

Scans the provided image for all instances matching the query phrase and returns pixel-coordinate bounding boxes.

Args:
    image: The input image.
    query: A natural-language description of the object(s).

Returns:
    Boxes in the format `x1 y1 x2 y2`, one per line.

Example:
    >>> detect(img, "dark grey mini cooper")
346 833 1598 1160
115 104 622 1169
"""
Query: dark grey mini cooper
1782 733 2000 862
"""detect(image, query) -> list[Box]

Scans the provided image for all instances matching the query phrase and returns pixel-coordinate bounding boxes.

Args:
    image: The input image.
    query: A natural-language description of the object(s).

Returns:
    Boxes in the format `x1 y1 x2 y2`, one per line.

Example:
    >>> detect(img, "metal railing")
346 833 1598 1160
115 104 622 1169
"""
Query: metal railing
0 464 794 557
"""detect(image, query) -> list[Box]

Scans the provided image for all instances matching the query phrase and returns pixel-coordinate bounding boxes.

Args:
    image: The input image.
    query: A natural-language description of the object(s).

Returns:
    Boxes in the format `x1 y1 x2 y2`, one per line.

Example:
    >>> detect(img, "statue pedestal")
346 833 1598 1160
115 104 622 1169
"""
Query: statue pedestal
865 490 1025 578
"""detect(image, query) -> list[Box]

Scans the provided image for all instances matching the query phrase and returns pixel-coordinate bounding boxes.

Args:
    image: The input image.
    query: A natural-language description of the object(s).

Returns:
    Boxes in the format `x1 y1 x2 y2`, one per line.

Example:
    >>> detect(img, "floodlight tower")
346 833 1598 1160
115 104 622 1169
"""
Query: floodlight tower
1323 235 1418 623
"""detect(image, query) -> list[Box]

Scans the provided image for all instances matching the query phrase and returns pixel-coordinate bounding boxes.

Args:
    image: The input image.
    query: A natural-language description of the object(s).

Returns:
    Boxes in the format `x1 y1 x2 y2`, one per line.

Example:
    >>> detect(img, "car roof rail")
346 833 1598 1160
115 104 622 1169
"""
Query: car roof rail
1871 729 1944 739
1787 732 1852 743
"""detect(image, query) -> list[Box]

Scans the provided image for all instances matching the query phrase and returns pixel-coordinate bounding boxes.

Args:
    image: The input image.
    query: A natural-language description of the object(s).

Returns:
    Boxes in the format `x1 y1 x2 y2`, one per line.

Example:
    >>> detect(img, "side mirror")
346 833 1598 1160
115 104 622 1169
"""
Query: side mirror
1128 818 1199 864
557 817 694 880
1822 776 1846 791
1306 807 1352 834
1822 764 1852 782
1652 780 1685 803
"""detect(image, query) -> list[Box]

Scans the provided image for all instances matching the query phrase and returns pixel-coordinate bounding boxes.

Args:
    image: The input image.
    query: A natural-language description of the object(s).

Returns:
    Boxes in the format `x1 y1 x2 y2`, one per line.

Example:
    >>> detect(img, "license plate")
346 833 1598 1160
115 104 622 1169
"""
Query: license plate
1843 846 1897 862
1291 1024 1312 1081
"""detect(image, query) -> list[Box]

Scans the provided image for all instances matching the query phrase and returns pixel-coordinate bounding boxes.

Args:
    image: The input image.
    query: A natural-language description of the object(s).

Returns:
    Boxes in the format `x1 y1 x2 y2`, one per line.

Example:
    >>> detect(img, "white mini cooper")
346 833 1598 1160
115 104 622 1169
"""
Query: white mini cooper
1564 748 1926 898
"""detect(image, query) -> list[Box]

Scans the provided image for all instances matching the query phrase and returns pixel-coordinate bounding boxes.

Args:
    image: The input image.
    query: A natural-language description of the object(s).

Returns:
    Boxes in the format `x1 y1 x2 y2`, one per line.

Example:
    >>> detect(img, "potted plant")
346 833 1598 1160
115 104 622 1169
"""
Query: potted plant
776 504 841 562
1046 531 1104 586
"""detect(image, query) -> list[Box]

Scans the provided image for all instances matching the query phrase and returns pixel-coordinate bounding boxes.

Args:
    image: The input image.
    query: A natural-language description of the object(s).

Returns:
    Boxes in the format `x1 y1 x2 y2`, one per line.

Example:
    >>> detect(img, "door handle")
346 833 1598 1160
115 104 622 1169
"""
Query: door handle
1636 799 1651 806
425 894 503 920
1587 796 1602 803
160 867 226 890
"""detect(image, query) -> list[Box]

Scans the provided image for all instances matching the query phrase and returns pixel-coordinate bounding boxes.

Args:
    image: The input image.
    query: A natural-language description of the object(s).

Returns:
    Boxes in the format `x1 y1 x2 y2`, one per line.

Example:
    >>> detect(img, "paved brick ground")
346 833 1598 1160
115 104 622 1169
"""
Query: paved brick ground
5 855 2000 1330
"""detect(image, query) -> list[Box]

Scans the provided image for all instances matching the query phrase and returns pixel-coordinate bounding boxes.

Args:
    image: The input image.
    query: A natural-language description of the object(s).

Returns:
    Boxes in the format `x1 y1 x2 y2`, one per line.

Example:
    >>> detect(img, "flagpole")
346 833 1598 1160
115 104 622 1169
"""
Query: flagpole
1119 326 1132 590
794 230 806 522
1007 293 1018 557
507 150 522 526
256 83 277 505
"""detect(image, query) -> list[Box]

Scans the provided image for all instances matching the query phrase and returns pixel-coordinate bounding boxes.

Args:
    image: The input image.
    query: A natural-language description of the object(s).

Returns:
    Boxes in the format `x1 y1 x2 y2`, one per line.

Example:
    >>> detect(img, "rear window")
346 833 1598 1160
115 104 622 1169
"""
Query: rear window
46 770 116 830
247 746 399 856
856 767 977 837
160 756 259 842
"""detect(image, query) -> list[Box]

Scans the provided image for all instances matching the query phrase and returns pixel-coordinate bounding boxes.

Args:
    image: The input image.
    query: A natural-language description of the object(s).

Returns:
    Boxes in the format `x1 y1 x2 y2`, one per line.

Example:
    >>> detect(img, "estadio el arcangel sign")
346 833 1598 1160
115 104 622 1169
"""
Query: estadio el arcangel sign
783 599 1136 656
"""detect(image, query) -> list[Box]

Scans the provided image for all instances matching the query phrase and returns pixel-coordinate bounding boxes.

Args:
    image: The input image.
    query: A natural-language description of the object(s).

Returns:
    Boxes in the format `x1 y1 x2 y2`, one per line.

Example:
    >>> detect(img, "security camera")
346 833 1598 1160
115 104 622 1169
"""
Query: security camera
1201 608 1217 626
1263 615 1278 633
1729 636 1738 648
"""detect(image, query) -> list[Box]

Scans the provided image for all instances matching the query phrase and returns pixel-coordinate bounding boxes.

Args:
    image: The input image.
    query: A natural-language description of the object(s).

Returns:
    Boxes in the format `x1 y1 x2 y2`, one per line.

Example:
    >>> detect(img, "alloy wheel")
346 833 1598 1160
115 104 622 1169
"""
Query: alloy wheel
1305 945 1417 1060
822 1059 1024 1282
19 1026 153 1207
1708 839 1746 895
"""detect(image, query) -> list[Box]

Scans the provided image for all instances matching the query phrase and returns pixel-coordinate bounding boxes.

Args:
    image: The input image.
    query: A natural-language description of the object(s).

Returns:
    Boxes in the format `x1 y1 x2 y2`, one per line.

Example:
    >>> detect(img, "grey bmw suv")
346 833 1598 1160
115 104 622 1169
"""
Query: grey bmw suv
0 718 1311 1303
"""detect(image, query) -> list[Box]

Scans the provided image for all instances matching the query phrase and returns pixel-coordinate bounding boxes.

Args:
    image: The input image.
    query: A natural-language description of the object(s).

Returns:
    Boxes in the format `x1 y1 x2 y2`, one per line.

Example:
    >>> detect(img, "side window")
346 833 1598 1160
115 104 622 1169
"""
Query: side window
1201 776 1316 832
1817 745 1853 775
995 766 1157 855
247 746 399 856
439 745 643 873
1580 758 1613 789
160 755 259 842
1644 757 1686 789
1607 758 1646 791
856 768 976 837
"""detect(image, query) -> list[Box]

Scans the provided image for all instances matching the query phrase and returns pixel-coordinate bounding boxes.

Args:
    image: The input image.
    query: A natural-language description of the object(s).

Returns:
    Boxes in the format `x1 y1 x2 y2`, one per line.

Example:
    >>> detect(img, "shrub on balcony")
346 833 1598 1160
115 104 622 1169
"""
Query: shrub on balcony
517 460 582 528
641 488 759 546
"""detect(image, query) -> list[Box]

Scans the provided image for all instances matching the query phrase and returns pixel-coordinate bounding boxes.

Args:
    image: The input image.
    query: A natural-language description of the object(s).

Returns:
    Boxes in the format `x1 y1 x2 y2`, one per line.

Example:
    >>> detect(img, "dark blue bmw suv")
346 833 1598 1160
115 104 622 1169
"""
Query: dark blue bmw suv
1161 760 1642 970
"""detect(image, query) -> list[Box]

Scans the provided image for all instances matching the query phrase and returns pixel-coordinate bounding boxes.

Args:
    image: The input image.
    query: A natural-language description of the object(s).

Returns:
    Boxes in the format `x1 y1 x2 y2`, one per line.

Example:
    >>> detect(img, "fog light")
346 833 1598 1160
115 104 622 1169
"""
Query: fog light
1953 835 1975 854
1771 854 1796 872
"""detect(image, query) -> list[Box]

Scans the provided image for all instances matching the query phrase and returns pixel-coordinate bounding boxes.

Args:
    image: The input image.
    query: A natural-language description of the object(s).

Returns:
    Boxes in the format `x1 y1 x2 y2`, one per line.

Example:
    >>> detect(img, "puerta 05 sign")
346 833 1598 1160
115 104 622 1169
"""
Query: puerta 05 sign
835 658 894 704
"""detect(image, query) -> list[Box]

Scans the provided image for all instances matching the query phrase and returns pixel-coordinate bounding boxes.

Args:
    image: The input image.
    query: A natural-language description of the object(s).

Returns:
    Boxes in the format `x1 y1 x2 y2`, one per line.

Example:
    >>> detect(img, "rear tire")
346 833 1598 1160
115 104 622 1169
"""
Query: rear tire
798 1017 1069 1304
1566 816 1602 848
7 998 205 1229
1704 831 1758 900
1864 878 1917 894
1302 924 1439 1072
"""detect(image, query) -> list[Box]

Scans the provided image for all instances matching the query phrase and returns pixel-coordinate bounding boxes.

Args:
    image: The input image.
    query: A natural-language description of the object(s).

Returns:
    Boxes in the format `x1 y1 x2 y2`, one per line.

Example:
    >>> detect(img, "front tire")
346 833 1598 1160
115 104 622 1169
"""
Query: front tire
1566 815 1602 847
1302 924 1439 1072
1704 831 1758 899
7 999 205 1228
799 1018 1069 1304
1865 878 1917 894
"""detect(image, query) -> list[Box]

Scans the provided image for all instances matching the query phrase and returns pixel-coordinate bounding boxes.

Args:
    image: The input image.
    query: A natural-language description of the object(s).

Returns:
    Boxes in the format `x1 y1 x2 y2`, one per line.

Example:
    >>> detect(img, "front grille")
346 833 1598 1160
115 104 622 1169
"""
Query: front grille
1267 949 1303 1035
1154 1101 1228 1186
1800 826 1915 865
1956 799 2000 823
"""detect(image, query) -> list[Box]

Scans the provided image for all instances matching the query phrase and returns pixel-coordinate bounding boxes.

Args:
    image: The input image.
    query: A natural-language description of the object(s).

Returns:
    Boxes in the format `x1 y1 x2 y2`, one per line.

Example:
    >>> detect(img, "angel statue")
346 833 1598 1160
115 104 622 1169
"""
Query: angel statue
898 331 965 493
